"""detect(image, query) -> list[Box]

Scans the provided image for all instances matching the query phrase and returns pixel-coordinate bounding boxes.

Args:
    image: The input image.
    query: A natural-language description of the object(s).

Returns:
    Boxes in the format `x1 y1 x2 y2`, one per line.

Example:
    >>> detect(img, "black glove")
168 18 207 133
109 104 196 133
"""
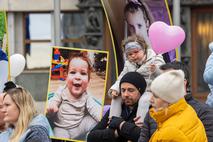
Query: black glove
109 116 124 129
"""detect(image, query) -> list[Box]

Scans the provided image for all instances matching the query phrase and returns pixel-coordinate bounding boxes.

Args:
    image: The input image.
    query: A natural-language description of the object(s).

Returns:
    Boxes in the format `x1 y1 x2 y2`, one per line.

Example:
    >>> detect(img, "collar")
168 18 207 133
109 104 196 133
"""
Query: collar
121 103 138 120
150 98 187 124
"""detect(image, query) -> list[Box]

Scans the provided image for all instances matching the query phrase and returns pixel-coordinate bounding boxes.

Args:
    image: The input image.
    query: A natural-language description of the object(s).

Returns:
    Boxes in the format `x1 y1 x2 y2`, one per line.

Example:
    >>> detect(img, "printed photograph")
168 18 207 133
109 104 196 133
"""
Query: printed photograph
46 47 108 141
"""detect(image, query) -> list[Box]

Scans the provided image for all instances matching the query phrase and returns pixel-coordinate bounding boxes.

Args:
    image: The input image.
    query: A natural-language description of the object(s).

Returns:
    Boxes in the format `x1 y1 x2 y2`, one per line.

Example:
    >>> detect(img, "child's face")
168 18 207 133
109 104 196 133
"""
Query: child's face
67 57 89 98
126 48 145 63
126 10 148 38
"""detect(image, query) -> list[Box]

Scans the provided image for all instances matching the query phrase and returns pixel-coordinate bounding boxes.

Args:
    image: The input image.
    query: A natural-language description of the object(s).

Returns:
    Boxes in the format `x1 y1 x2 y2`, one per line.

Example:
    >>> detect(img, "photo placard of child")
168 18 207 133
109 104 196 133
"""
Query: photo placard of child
46 47 108 141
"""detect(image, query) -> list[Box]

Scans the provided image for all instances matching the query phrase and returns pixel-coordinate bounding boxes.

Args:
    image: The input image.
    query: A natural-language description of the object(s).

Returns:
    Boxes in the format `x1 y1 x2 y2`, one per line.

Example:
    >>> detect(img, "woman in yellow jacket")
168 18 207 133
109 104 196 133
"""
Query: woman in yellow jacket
149 70 207 142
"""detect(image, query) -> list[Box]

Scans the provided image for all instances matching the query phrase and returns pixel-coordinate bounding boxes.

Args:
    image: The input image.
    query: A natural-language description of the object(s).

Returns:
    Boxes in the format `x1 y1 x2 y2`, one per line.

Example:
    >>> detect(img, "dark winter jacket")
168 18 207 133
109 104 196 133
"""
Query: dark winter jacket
138 93 213 142
87 104 141 142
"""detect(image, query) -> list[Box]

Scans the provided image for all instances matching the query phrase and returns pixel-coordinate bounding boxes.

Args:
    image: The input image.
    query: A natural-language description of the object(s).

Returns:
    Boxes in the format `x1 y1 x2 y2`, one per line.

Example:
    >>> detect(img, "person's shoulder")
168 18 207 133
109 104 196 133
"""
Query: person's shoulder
187 96 213 117
146 49 156 59
24 125 51 142
0 128 12 141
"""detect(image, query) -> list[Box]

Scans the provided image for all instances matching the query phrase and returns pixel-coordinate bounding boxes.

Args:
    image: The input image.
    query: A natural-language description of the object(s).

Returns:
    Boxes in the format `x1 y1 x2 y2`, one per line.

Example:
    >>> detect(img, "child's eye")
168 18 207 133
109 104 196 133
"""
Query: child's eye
137 24 142 29
134 51 139 54
81 72 88 76
69 71 76 74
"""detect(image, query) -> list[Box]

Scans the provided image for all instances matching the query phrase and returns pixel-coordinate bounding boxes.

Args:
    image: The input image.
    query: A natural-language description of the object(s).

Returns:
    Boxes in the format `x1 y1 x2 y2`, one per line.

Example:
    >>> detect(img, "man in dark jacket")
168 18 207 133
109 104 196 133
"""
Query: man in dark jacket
87 72 147 142
138 61 213 142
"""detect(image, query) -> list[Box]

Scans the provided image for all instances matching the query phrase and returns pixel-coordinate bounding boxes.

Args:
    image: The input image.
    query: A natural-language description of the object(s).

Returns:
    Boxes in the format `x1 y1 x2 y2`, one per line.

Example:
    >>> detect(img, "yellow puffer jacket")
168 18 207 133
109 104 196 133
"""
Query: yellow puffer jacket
149 98 207 142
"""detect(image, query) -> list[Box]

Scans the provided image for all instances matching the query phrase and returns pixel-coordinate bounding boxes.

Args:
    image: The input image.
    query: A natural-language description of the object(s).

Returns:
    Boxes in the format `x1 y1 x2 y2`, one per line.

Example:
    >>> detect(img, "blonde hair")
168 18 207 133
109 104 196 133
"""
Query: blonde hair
4 87 37 141
122 35 148 54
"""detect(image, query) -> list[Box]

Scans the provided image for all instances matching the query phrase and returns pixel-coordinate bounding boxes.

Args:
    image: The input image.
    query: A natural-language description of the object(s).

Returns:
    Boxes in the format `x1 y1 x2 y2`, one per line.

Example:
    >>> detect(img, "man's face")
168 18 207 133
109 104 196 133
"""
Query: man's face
0 94 5 126
121 82 141 107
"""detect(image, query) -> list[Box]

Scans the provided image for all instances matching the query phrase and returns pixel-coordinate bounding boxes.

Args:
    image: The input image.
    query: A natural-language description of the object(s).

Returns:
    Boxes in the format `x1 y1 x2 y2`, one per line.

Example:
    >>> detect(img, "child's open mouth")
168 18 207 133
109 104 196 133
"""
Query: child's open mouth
73 83 81 87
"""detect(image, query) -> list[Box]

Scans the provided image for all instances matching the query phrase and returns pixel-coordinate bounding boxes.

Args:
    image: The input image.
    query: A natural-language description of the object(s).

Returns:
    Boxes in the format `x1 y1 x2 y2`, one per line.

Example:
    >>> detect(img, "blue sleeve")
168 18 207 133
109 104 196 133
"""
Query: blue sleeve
203 53 213 85
24 126 51 142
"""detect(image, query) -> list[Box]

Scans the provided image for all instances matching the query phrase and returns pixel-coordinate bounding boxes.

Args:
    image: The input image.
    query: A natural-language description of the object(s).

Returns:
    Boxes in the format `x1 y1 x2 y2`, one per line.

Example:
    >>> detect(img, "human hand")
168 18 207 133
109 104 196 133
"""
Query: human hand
109 116 124 129
111 90 119 98
149 64 156 73
134 116 143 128
47 103 59 114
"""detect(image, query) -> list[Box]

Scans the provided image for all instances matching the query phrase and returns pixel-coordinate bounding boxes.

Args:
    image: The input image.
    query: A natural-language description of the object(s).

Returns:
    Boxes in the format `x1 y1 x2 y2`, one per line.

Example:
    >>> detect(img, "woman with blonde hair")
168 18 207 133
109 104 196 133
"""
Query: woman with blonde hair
0 81 53 142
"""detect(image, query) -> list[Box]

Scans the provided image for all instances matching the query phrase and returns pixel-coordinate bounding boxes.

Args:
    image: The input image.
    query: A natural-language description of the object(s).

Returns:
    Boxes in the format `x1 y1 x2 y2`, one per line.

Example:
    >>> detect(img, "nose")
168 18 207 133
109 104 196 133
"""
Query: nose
135 27 140 36
130 53 136 59
1 106 6 114
74 72 81 80
122 90 129 97
149 95 154 104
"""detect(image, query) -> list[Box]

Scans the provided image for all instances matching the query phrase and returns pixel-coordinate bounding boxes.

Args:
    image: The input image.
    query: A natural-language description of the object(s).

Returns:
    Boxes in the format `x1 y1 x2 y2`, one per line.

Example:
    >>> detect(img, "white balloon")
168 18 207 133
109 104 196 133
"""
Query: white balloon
0 60 8 93
10 54 26 77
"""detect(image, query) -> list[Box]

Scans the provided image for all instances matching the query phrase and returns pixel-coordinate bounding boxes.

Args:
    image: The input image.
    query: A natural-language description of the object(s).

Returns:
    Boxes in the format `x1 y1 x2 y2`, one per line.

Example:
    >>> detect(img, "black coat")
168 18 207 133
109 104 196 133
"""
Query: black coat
87 104 141 142
138 93 213 142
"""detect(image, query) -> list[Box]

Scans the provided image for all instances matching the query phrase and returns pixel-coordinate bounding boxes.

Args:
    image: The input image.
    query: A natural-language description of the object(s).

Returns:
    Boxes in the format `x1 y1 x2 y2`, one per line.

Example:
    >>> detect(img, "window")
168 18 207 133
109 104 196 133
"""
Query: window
24 12 86 69
24 13 51 69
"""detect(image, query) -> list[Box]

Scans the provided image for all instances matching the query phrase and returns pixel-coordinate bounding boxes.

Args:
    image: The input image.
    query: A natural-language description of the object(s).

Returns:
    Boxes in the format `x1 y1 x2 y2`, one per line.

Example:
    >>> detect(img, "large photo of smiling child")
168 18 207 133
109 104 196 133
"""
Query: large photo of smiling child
46 47 108 141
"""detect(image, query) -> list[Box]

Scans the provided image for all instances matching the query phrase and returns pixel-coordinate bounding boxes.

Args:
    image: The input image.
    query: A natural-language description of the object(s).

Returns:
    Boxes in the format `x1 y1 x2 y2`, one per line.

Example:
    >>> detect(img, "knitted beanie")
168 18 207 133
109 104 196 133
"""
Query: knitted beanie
150 70 185 103
120 72 147 95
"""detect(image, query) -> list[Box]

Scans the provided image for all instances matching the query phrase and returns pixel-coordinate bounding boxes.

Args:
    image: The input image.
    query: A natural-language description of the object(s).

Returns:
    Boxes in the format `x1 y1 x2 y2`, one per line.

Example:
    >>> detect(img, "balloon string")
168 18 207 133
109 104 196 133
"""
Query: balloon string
164 0 179 61
148 55 156 87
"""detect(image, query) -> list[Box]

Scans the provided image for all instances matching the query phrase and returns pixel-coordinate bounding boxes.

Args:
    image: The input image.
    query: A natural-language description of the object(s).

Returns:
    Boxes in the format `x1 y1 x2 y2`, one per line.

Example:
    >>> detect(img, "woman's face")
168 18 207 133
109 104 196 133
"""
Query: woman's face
2 95 20 125
67 57 89 98
149 92 169 112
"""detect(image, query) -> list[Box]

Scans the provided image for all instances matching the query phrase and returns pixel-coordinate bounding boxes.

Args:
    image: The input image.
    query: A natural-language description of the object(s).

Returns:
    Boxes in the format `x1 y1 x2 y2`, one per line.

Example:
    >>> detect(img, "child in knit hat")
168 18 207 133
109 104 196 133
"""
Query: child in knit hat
149 70 207 142
203 42 213 108
109 35 165 123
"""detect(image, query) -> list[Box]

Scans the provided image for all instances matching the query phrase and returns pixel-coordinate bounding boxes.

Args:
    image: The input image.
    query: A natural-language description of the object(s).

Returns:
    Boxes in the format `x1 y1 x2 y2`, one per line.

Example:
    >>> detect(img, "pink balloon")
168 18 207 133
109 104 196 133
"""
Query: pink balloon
148 21 185 54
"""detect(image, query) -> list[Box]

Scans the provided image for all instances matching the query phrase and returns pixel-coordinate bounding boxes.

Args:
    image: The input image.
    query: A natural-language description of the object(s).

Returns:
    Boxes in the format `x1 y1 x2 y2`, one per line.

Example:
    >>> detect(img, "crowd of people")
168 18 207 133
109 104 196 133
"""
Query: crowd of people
0 0 213 142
